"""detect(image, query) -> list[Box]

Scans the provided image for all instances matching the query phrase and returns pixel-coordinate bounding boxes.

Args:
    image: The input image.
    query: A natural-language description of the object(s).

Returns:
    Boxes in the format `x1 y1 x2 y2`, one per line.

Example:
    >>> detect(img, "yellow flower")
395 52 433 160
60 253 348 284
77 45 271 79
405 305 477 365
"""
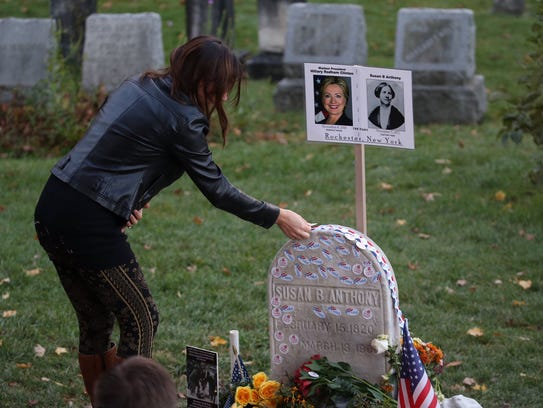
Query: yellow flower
252 371 268 389
249 388 260 405
259 380 281 400
235 386 252 407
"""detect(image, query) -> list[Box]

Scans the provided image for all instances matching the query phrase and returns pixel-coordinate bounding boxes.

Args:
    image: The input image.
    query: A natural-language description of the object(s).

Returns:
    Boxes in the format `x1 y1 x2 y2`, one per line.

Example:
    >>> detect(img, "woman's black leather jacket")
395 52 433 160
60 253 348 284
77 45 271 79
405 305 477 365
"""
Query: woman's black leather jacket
51 75 279 228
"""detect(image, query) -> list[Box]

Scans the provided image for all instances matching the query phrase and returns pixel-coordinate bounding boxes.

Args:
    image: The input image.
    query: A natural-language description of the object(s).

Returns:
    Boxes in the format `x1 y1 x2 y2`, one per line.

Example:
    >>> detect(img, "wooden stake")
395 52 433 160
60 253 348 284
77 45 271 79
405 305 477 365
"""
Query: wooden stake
354 144 367 235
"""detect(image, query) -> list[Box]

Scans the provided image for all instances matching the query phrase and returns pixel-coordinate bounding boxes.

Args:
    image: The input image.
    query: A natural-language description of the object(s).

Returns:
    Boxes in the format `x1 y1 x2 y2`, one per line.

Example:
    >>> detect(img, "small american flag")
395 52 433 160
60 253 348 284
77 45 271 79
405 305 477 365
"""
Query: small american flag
397 321 440 408
223 352 250 408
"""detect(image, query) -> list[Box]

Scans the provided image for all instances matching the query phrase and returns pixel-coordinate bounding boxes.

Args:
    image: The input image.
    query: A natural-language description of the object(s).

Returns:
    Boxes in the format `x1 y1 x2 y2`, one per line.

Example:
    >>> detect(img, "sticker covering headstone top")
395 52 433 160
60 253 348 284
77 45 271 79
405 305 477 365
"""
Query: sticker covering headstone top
268 224 403 384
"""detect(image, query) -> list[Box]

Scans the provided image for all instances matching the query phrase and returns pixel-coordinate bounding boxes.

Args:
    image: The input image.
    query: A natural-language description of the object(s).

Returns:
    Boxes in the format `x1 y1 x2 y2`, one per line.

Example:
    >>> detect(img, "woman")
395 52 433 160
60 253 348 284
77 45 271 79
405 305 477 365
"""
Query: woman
316 77 353 126
368 81 405 130
34 36 312 405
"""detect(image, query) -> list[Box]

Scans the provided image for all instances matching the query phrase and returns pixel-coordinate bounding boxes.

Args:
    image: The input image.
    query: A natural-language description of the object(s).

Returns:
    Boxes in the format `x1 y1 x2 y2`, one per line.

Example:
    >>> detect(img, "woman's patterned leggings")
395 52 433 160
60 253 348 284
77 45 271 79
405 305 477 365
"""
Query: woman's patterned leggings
51 257 159 358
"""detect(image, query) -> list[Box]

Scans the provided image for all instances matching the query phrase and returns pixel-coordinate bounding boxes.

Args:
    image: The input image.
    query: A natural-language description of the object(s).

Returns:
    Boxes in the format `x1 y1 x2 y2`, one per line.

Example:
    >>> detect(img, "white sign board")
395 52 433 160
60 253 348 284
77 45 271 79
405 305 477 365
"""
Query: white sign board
304 63 414 149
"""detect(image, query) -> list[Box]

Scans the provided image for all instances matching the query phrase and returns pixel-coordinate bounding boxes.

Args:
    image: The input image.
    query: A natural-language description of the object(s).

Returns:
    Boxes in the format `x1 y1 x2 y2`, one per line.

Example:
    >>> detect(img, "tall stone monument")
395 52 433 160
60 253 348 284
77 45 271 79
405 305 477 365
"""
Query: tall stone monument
246 0 305 81
394 8 487 124
82 13 165 92
268 225 402 384
0 18 57 101
185 0 235 45
50 0 97 70
274 3 367 112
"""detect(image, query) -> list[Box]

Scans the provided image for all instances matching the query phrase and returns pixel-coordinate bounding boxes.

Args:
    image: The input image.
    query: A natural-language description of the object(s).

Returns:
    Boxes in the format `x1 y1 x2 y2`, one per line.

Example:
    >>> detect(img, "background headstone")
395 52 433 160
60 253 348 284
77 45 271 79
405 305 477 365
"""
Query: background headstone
82 13 165 92
274 3 367 112
50 0 97 70
394 8 487 124
246 0 306 81
0 18 57 101
492 0 525 16
185 0 235 45
268 225 401 384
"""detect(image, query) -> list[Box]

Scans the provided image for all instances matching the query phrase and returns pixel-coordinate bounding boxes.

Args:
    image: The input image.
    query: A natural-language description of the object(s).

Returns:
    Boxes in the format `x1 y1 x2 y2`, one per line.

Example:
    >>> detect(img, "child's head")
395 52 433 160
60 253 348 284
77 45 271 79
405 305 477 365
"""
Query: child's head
94 356 178 408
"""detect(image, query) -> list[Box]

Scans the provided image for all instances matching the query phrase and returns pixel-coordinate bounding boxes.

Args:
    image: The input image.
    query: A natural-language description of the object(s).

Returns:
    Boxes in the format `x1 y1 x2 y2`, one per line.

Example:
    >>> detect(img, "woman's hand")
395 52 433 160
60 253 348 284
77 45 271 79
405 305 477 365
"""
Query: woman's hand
122 203 150 232
275 208 312 240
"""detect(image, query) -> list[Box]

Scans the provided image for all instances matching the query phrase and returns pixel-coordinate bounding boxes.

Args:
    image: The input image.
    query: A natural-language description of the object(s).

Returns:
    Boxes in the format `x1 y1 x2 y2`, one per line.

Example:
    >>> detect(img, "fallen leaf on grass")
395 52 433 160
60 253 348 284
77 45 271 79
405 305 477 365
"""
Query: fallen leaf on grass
25 268 41 276
0 277 10 285
417 233 431 239
445 360 463 368
456 279 468 287
193 216 204 225
396 219 407 226
473 384 488 392
517 280 532 290
519 230 536 240
494 190 506 201
435 159 451 165
407 261 418 271
379 182 394 191
16 362 32 369
467 327 484 337
209 336 227 347
2 292 9 300
55 347 68 355
2 310 16 317
34 344 46 358
186 265 197 273
462 377 476 386
512 300 526 306
421 192 441 202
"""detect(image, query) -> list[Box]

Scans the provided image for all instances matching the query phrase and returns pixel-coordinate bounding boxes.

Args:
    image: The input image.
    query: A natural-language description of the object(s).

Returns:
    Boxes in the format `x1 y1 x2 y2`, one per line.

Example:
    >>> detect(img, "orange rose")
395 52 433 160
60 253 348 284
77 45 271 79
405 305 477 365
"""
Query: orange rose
235 386 252 407
249 388 260 405
259 380 281 400
252 371 268 389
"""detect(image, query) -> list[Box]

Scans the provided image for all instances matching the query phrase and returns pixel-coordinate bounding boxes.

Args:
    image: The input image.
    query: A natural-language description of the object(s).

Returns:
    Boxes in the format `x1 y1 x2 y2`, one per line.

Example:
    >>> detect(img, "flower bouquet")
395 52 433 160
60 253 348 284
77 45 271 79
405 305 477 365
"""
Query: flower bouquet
225 370 282 408
279 354 397 408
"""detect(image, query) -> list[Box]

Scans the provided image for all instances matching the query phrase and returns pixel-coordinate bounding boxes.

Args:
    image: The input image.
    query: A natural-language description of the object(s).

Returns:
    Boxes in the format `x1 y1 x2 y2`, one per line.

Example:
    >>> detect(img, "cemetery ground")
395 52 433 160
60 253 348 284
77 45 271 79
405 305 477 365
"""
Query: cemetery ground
1 0 542 407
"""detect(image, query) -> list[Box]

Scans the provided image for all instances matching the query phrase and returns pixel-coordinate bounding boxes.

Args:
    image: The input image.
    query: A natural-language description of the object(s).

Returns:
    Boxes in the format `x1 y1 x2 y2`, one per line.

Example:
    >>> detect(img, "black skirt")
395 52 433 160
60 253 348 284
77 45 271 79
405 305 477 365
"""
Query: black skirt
34 175 134 269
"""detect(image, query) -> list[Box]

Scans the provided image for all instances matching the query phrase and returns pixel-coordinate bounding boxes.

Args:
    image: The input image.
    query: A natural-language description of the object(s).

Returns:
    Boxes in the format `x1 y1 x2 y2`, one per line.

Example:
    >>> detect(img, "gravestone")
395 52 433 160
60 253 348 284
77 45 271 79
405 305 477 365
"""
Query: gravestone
394 8 487 124
186 0 235 45
268 225 402 384
82 13 165 92
0 18 57 101
274 3 367 112
492 0 525 16
50 0 97 70
246 0 305 81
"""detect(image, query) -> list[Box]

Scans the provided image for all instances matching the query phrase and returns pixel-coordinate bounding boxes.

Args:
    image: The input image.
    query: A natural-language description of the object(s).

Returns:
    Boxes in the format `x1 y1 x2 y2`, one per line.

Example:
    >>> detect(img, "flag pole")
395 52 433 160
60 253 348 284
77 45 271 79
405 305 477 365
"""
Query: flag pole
355 144 367 235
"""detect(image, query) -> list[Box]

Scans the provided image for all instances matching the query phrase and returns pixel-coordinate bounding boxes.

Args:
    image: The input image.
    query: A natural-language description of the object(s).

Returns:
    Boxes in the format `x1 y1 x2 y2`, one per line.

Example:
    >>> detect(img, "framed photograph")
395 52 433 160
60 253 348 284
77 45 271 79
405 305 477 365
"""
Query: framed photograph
186 346 219 408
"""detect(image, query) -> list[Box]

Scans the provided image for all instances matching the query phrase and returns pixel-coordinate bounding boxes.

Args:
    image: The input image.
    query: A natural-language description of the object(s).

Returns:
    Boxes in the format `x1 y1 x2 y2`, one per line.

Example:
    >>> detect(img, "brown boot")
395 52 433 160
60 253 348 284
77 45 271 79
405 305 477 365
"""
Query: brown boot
78 344 121 406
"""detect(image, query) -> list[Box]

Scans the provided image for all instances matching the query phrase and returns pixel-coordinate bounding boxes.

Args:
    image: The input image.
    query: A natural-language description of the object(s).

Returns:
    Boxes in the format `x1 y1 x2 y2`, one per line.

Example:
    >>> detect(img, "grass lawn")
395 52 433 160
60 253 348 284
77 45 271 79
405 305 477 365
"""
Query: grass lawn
1 1 542 407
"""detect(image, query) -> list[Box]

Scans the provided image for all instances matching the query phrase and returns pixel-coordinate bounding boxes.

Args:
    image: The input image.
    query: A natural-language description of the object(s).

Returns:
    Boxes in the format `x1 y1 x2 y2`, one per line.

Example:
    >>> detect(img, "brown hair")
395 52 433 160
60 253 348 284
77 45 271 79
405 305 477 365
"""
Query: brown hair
94 356 177 408
145 35 244 143
320 77 350 102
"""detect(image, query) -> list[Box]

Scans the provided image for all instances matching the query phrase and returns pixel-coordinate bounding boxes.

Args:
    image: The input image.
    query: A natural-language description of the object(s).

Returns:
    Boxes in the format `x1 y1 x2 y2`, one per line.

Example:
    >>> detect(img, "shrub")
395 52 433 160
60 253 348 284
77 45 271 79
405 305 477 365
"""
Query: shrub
499 0 543 184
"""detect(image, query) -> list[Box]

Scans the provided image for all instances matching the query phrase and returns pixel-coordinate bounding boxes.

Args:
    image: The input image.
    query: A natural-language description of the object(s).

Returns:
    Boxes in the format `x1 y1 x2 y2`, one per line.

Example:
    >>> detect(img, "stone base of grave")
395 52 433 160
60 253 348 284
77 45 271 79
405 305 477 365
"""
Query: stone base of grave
492 0 525 16
246 51 284 81
273 77 304 112
413 75 487 125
